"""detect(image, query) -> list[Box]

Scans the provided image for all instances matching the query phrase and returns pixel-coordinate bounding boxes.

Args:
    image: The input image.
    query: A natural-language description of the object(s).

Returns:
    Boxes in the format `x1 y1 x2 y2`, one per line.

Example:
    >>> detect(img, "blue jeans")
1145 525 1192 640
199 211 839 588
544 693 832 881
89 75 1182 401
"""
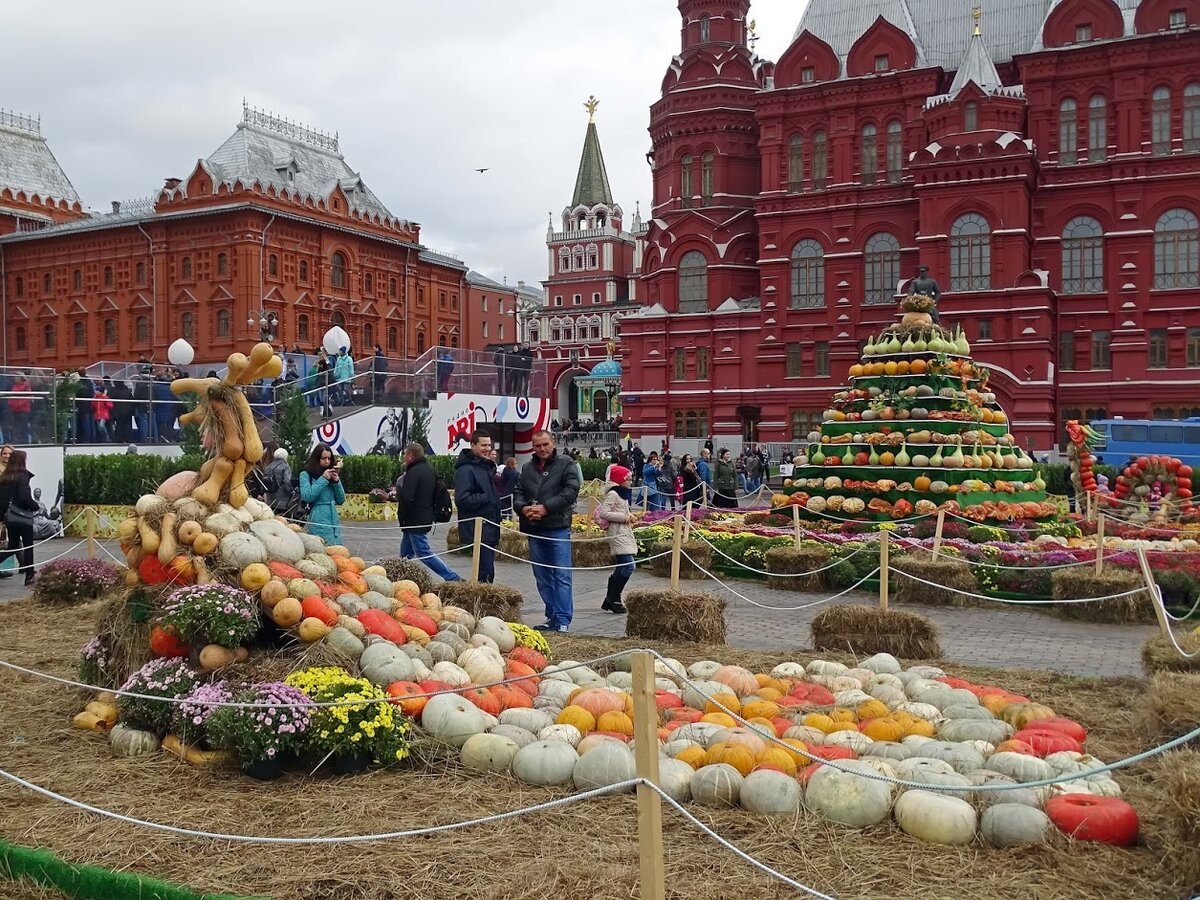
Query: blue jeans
606 553 635 607
401 530 463 582
527 528 573 628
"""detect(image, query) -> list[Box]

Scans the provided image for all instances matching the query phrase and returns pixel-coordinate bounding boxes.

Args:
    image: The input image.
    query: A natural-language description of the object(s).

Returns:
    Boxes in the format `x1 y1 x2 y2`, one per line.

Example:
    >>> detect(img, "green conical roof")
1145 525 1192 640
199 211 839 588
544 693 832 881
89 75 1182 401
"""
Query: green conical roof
571 121 615 208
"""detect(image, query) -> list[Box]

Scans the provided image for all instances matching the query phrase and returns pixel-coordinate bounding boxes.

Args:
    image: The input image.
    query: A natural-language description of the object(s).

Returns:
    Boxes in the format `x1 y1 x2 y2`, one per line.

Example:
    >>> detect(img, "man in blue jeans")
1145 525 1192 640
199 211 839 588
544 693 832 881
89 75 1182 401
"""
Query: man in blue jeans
515 429 581 632
396 443 462 582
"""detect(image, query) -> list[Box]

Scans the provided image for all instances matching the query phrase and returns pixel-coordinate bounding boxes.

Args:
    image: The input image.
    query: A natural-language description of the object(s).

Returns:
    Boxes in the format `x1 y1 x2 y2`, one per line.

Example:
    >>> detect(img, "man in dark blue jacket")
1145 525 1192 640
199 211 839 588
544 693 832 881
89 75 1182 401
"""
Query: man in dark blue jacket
454 429 501 582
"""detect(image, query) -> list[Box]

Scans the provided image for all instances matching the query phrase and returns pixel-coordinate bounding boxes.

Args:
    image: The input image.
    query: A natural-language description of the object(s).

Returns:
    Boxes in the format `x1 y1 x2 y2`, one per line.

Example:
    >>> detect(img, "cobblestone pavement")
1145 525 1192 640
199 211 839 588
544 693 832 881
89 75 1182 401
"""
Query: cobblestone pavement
2 523 1156 679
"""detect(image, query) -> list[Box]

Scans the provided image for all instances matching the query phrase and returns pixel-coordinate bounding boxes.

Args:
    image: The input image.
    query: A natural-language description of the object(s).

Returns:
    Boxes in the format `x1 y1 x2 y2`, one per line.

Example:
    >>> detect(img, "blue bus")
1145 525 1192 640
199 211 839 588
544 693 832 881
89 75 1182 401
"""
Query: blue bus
1088 418 1200 468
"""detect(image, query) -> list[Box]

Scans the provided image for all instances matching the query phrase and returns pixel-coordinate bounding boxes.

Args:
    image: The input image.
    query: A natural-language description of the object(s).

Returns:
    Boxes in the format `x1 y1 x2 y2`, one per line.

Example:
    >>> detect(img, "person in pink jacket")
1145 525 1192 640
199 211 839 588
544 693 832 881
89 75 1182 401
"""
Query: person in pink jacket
93 381 114 442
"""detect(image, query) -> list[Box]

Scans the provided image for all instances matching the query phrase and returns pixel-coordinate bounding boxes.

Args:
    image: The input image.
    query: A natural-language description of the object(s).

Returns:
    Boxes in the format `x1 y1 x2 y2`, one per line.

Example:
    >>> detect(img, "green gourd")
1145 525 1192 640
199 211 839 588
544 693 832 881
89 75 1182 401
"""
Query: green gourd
811 445 826 465
913 334 928 352
956 327 971 356
944 443 965 470
929 445 944 467
864 336 877 356
1032 473 1047 492
894 443 911 467
886 334 903 354
842 446 855 466
868 446 881 466
901 334 915 353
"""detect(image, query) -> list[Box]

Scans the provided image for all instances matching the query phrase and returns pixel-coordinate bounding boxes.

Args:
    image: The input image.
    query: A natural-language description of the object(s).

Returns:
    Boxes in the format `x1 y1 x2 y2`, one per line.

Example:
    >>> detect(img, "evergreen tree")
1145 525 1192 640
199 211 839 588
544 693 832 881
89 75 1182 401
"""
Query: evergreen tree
275 385 313 469
409 406 431 451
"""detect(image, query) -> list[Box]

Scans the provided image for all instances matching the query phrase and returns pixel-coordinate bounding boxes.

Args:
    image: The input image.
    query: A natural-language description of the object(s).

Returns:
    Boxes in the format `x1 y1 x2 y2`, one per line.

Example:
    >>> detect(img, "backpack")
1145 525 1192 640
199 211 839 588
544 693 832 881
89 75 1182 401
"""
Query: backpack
593 495 611 529
432 476 453 523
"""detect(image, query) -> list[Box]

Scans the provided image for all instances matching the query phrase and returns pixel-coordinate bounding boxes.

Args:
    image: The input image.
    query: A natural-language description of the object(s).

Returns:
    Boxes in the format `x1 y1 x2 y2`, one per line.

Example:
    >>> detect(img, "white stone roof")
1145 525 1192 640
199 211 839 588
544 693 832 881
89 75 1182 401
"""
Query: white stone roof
948 31 1003 96
202 106 398 223
0 111 81 205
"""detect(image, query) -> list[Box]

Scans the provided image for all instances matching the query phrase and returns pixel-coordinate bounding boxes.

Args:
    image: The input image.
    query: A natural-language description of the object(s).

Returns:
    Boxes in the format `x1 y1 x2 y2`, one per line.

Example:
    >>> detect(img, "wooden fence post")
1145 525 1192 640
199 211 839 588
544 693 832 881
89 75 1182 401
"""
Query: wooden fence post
86 507 97 560
879 530 890 611
631 651 666 900
682 501 694 543
669 512 683 591
471 516 483 582
1136 546 1171 641
1094 514 1105 575
930 510 945 560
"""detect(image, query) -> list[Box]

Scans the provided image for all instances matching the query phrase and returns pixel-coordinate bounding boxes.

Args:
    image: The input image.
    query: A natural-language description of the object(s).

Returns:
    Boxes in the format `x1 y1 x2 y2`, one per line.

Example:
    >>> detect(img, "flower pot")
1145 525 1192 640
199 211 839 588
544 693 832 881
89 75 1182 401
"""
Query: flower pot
243 757 283 781
901 311 933 326
331 752 372 776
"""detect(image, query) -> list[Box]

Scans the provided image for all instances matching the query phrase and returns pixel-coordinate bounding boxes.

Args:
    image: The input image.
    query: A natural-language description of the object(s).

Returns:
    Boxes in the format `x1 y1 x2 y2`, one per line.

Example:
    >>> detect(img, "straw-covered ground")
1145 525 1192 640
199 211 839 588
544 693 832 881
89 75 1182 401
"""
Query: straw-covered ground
0 596 1194 900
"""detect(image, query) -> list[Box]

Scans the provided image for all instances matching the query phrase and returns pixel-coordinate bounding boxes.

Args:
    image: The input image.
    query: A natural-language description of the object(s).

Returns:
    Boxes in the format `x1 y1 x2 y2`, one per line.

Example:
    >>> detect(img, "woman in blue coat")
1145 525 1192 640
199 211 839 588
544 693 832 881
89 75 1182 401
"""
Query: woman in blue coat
640 451 663 511
300 443 345 544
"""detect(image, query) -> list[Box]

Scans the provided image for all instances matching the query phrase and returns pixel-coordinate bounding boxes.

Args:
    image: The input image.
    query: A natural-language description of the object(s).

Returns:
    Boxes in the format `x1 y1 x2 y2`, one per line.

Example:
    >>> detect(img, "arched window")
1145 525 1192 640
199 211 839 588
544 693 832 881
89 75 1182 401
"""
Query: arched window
43 272 52 295
364 272 374 294
389 277 397 298
1088 96 1107 162
864 232 901 305
43 323 55 350
1185 84 1200 152
387 326 398 351
416 331 426 355
1061 216 1104 293
790 239 825 308
298 259 308 282
787 134 804 191
886 121 903 183
217 253 229 276
14 327 24 351
135 316 149 343
950 213 991 291
181 311 195 340
331 252 347 289
438 335 446 347
268 253 278 277
451 335 459 349
1152 86 1172 155
700 152 714 204
103 318 116 346
812 132 828 190
680 154 694 206
574 246 585 270
72 269 82 291
363 323 374 349
1154 208 1200 289
135 261 145 284
964 101 977 132
181 257 192 279
559 249 570 272
216 309 230 338
678 251 708 313
1059 98 1078 166
103 266 113 287
298 314 310 343
586 244 598 269
331 311 346 328
699 14 710 42
72 320 85 348
861 124 877 185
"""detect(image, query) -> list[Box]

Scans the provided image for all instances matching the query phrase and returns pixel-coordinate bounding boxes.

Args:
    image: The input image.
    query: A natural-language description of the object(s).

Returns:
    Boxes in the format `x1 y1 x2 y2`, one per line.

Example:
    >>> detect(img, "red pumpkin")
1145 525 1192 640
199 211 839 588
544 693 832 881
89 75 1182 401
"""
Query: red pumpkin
357 608 407 644
300 596 338 627
591 730 630 743
664 707 704 725
798 763 823 785
386 681 428 718
1012 727 1084 757
504 660 540 697
395 607 438 638
655 691 684 711
419 679 454 696
148 624 189 658
316 580 342 600
138 555 172 585
267 561 304 581
1045 794 1139 846
507 646 547 671
771 716 794 737
492 685 533 710
1021 716 1087 745
805 744 859 761
461 686 502 716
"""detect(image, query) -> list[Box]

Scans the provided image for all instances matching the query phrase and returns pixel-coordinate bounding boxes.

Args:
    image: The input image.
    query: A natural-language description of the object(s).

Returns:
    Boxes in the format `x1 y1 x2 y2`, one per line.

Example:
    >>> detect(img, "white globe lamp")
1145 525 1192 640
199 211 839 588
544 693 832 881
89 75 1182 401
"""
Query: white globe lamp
167 338 195 367
323 326 351 355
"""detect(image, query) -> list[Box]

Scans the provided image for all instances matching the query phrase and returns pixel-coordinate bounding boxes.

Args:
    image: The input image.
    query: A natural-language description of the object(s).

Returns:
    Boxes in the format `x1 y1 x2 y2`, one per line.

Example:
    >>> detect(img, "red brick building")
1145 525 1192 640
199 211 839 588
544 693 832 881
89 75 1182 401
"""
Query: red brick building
0 105 468 368
464 271 518 349
620 0 1200 451
535 101 642 422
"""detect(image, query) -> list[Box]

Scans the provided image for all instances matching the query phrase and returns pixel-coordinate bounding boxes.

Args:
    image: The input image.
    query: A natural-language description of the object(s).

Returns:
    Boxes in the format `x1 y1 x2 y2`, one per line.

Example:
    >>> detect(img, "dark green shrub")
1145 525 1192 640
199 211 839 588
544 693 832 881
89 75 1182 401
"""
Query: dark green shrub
339 455 400 493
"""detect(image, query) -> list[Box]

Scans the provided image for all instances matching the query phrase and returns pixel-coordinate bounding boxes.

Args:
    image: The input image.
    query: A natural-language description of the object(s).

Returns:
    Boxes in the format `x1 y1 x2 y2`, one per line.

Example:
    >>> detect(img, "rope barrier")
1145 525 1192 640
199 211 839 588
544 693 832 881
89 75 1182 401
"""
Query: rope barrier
3 538 91 571
889 568 1154 606
1151 589 1200 659
690 532 876 578
490 545 675 571
677 550 881 612
889 534 1138 572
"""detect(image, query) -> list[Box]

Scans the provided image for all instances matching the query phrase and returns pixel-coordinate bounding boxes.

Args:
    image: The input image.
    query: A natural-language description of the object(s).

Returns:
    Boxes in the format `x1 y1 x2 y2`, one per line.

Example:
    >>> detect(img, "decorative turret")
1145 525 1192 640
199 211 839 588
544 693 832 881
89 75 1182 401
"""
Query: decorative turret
562 97 621 233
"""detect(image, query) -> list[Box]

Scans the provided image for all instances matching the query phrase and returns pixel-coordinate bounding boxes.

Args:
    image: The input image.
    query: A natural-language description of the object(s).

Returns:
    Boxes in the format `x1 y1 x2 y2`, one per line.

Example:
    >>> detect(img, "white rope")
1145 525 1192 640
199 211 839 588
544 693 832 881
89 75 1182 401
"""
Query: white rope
692 532 875 578
889 534 1136 571
8 538 91 569
677 550 881 611
1158 584 1200 622
889 568 1153 605
491 545 675 571
1152 589 1200 658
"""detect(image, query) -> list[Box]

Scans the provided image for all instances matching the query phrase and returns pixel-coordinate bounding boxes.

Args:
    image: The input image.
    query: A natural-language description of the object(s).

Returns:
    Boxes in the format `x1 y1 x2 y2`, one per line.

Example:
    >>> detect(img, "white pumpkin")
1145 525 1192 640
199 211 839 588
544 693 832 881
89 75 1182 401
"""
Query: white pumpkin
783 725 826 746
904 665 946 680
830 676 866 693
606 672 635 691
739 770 801 816
572 741 636 793
359 642 414 686
422 694 489 747
894 790 978 844
425 641 457 665
298 532 326 554
672 722 725 747
691 763 743 808
688 660 723 680
489 724 537 748
897 702 942 722
218 501 255 525
499 708 552 734
682 679 727 710
833 689 872 707
769 662 807 680
248 519 306 563
218 531 268 567
539 665 576 684
361 591 395 613
429 661 471 688
869 684 908 708
866 672 905 689
532 696 564 717
538 724 583 746
860 652 902 675
440 607 476 631
430 631 467 656
663 739 702 758
806 659 848 677
805 760 895 827
858 757 899 779
862 741 913 761
537 680 578 704
980 804 1053 847
323 626 365 660
457 647 504 685
941 704 996 721
823 730 875 754
920 741 986 774
511 740 579 786
656 758 695 803
460 733 519 773
985 751 1054 783
469 634 501 653
576 734 625 756
241 497 275 521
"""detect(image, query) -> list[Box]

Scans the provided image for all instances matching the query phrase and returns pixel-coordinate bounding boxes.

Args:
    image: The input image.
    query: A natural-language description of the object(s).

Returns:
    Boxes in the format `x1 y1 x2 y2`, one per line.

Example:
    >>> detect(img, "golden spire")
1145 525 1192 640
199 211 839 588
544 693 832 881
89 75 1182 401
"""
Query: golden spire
972 6 982 37
748 18 759 50
584 95 599 122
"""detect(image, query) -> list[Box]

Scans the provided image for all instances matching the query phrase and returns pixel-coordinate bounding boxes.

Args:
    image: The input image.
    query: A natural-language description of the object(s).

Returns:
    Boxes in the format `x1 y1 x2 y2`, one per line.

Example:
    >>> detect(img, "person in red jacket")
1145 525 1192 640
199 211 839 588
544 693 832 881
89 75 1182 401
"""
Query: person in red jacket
93 380 114 443
7 373 32 445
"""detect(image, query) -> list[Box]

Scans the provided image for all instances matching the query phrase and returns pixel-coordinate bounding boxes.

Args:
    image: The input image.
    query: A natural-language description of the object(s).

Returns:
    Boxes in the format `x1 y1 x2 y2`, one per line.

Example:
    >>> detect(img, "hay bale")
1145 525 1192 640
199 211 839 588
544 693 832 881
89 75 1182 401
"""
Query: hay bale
648 540 713 581
810 604 941 660
1143 632 1200 674
625 589 727 645
499 529 529 560
437 581 524 622
1052 568 1156 623
572 537 612 570
1144 672 1200 740
376 558 435 595
890 553 979 607
1159 750 1200 891
94 588 159 686
445 528 462 551
764 546 832 592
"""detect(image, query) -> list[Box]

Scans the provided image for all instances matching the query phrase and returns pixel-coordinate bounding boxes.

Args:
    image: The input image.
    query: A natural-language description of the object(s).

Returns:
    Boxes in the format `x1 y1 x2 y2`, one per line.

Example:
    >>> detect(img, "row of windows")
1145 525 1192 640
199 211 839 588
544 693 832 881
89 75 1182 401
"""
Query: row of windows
786 121 905 190
1059 85 1200 164
679 153 715 206
558 245 600 273
672 347 710 381
1059 328 1200 371
552 293 604 306
673 409 709 439
785 342 830 378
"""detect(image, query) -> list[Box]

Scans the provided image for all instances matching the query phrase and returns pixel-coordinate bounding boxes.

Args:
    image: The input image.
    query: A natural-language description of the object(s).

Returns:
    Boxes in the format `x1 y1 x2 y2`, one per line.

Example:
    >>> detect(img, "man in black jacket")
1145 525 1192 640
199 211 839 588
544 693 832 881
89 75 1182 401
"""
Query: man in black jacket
454 430 501 582
514 429 581 631
397 443 463 582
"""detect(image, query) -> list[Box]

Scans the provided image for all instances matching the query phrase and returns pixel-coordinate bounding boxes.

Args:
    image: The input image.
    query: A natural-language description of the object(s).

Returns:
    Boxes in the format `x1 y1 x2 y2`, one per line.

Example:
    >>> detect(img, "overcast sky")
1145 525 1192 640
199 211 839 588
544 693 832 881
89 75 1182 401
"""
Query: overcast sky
3 1 805 285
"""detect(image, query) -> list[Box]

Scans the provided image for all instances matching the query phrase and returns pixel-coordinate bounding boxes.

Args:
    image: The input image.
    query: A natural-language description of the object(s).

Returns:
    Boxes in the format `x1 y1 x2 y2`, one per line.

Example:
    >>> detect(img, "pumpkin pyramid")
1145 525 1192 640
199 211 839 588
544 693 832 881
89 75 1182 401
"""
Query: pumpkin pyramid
783 296 1053 522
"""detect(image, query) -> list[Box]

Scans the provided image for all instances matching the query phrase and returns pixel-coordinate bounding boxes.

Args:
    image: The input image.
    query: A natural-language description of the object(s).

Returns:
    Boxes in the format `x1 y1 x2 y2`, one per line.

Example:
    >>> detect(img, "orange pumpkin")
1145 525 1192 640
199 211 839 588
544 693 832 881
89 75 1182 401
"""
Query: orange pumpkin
300 596 338 627
461 686 501 716
703 742 755 776
338 571 368 595
260 579 288 608
267 561 304 581
705 693 741 715
386 681 428 718
721 727 767 754
754 747 798 776
557 705 596 733
861 717 906 743
914 475 932 492
741 699 781 720
675 746 707 769
569 688 628 718
855 699 889 720
493 686 533 710
699 712 737 728
595 711 634 736
508 646 547 671
505 660 541 697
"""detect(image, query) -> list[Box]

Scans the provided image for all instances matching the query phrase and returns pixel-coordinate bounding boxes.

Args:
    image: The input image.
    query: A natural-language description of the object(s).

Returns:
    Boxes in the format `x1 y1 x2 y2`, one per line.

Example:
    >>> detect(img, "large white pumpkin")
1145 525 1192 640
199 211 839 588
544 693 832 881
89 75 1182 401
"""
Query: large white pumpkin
768 662 807 680
687 660 723 680
457 647 505 685
740 769 801 816
537 724 583 746
572 741 636 793
805 760 895 827
359 642 414 686
682 679 727 710
537 680 578 704
511 740 579 786
985 751 1055 783
894 790 978 844
248 519 306 563
823 730 875 754
691 763 743 808
860 652 902 675
980 803 1053 847
489 724 537 748
499 708 553 734
472 616 516 653
430 661 472 688
919 741 986 773
422 694 489 748
218 531 268 567
938 719 1013 745
655 758 695 803
460 733 519 773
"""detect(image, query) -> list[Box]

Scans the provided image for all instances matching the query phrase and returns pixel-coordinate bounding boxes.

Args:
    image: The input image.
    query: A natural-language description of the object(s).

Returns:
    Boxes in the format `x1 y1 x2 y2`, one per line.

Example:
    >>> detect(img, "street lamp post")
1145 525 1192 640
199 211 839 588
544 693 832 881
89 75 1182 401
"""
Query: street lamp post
248 309 280 344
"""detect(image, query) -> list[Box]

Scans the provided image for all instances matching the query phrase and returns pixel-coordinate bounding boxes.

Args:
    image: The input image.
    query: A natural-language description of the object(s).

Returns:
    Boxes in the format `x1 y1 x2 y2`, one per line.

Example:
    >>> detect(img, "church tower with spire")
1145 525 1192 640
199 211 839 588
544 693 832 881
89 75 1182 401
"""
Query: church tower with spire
535 97 639 423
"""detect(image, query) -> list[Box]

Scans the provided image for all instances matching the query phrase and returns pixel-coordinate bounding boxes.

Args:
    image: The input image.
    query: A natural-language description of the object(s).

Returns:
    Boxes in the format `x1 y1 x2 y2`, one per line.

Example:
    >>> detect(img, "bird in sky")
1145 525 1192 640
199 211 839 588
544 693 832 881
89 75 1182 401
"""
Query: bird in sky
474 167 489 173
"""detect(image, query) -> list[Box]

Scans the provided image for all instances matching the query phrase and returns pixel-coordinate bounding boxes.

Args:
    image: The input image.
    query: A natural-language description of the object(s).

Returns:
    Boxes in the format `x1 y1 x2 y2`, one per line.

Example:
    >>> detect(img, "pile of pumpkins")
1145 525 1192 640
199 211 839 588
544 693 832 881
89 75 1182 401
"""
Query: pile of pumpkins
407 645 1139 848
